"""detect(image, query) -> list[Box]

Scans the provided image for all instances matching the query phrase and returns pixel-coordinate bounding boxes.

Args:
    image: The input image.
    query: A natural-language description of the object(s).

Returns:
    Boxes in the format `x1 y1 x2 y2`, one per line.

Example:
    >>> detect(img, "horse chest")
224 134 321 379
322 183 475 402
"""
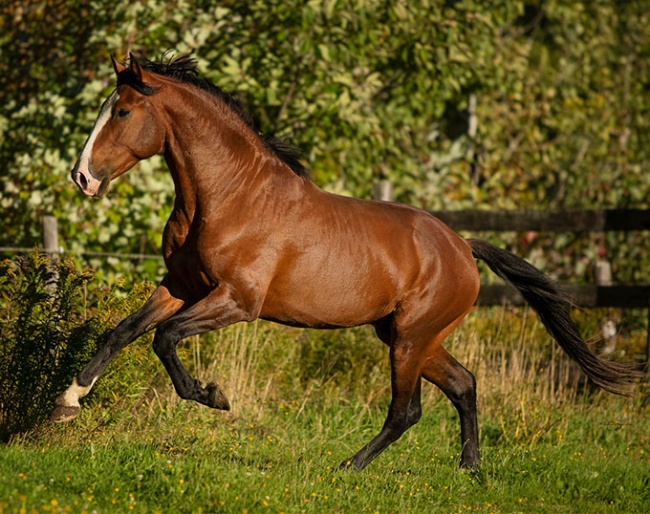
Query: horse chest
162 218 222 293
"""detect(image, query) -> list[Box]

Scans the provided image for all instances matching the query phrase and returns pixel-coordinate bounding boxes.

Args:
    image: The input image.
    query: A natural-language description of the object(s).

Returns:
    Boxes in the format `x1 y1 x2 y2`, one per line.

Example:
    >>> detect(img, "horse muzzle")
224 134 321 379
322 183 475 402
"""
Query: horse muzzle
71 162 108 197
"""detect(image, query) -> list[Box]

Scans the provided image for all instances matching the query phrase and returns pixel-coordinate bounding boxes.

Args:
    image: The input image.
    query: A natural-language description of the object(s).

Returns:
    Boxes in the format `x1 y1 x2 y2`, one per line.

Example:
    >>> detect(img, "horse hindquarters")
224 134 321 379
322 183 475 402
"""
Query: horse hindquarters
340 233 481 470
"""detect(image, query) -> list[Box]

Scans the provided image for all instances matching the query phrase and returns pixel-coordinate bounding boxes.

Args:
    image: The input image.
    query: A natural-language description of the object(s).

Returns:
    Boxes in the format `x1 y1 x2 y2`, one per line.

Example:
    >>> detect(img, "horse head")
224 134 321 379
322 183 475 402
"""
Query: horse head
71 53 166 197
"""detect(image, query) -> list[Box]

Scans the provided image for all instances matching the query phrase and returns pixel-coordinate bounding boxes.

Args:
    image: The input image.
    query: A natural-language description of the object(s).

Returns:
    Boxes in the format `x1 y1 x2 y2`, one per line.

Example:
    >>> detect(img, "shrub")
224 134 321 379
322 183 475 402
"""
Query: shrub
0 253 106 441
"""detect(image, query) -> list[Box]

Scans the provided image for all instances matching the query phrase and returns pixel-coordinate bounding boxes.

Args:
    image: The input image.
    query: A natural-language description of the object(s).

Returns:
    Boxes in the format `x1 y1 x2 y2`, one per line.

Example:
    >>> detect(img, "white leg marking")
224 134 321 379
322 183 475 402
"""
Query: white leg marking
58 376 98 408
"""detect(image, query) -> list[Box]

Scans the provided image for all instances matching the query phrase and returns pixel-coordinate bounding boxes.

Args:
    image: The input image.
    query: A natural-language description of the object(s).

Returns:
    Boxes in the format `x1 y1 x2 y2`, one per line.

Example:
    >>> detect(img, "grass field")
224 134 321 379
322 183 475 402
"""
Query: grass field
1 305 649 513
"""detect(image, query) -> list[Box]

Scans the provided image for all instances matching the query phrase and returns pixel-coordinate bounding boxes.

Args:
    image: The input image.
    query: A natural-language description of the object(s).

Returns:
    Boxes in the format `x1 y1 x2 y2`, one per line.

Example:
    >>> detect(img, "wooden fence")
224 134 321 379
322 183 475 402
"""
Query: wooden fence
0 216 162 263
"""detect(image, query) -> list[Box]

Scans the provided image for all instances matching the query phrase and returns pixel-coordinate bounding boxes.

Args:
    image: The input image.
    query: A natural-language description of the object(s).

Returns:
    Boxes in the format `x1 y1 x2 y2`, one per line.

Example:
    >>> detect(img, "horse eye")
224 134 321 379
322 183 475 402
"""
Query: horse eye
117 108 131 118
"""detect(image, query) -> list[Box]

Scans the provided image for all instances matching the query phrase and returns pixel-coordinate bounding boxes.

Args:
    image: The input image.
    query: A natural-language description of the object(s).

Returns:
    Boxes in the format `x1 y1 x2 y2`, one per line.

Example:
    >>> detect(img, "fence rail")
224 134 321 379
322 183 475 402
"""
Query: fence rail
430 208 650 232
479 284 650 309
0 217 163 262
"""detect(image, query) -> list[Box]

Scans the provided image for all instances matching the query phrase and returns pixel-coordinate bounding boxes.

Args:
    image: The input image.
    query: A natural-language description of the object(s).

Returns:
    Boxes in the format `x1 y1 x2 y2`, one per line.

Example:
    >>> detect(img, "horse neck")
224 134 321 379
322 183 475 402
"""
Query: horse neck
159 84 291 218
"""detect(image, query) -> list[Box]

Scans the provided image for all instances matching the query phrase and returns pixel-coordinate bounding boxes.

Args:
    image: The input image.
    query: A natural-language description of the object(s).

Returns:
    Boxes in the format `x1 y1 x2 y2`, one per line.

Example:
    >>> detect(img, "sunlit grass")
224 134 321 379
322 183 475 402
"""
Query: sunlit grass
1 307 649 513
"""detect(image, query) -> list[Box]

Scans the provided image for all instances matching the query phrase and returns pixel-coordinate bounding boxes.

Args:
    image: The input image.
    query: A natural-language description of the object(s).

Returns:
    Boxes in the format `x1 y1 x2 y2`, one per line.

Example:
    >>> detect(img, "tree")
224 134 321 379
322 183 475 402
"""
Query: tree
2 1 649 281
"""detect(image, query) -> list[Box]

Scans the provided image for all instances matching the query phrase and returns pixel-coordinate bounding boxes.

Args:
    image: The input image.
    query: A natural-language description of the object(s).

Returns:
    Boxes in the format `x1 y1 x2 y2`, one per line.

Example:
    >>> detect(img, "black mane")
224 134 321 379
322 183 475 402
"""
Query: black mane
128 54 309 179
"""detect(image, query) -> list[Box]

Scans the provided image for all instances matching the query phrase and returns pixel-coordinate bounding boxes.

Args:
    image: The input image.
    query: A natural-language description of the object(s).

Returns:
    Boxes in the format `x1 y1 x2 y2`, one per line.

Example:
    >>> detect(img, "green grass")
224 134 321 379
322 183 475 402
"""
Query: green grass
1 307 649 513
1 398 648 514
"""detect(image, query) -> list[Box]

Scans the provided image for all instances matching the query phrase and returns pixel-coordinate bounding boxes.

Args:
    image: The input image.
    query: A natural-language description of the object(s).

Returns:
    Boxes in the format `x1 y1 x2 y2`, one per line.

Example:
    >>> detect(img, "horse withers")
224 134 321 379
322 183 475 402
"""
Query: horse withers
51 54 643 471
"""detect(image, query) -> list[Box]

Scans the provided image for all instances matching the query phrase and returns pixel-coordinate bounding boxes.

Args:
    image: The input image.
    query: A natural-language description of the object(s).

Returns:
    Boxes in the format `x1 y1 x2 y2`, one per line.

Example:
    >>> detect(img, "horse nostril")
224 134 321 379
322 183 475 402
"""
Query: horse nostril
78 172 88 190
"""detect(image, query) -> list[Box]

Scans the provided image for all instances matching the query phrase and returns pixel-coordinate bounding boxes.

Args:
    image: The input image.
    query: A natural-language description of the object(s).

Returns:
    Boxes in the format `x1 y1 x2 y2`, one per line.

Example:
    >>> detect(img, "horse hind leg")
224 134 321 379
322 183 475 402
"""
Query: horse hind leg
374 317 424 429
339 344 479 472
339 305 475 472
339 339 424 471
421 345 479 469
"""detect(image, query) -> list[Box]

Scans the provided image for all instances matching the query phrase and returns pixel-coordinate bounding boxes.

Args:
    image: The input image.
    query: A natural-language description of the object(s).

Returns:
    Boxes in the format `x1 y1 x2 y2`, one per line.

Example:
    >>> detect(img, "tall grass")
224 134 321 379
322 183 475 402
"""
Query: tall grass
1 260 648 512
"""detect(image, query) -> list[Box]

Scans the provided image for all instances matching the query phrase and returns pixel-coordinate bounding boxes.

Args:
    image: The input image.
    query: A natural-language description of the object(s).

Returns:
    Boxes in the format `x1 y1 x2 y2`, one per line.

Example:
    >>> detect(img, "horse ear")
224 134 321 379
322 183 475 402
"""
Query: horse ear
129 52 143 81
111 54 126 76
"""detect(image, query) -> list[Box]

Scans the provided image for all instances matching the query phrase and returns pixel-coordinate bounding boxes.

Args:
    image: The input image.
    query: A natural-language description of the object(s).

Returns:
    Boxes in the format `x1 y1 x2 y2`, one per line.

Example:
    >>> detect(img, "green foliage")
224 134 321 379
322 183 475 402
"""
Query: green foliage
0 252 152 442
0 253 99 441
2 1 650 282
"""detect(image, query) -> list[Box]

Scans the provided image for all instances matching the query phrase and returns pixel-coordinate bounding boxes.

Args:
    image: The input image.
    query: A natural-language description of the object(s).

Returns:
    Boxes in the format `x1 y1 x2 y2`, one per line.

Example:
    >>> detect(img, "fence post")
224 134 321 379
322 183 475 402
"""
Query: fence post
373 179 394 202
595 260 617 356
467 93 479 185
43 216 59 259
594 260 612 286
42 216 59 291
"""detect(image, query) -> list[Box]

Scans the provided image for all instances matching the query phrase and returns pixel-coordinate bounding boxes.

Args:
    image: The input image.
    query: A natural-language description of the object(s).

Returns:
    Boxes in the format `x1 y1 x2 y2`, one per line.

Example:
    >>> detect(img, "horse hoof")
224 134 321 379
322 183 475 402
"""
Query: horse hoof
50 405 80 423
338 459 358 471
206 382 230 411
459 458 481 470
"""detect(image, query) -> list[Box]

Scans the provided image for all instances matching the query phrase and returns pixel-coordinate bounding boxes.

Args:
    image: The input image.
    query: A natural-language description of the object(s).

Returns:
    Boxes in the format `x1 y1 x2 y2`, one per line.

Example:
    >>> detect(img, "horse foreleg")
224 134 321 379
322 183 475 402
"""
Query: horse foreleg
50 280 184 423
151 286 256 411
422 346 479 469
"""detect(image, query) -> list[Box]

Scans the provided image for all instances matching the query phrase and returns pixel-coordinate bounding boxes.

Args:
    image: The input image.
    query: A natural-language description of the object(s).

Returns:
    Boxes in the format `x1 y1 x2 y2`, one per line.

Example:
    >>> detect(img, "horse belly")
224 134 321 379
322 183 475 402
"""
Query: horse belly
261 262 399 329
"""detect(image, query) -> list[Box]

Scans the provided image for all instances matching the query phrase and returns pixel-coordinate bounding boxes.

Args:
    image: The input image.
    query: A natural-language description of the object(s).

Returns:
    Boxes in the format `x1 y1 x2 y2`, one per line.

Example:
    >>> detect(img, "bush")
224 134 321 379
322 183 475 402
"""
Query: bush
0 253 110 441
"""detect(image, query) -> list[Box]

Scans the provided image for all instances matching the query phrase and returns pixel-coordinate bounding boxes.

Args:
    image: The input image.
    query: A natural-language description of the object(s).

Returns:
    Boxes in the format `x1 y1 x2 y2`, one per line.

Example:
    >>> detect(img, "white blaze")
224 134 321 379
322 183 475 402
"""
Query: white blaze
76 90 120 178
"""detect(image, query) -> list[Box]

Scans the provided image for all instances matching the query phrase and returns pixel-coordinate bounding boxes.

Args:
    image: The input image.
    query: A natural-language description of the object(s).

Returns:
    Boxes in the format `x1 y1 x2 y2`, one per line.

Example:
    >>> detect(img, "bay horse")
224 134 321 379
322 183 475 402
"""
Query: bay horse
51 54 642 470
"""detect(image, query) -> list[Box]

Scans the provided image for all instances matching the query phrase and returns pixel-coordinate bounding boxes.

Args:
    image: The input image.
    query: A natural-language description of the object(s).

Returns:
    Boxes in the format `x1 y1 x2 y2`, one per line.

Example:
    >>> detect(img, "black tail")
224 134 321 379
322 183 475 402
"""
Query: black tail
468 238 644 395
